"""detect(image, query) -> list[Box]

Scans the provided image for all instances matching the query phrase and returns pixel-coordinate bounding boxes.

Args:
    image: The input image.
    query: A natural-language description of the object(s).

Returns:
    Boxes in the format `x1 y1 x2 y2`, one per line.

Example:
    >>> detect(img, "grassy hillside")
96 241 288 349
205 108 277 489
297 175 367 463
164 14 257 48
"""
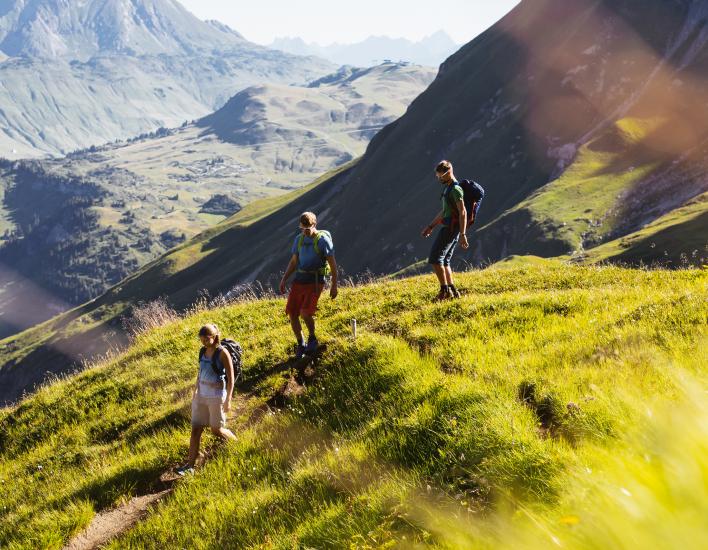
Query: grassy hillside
0 62 433 338
1 262 705 549
0 160 356 405
5 0 708 401
579 192 708 266
499 118 662 254
474 115 708 264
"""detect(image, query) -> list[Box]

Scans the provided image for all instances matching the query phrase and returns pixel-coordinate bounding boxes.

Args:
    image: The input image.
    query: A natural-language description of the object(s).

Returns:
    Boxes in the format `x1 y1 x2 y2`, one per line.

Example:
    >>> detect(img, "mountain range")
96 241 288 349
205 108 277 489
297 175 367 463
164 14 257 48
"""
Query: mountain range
1 0 707 406
0 0 246 59
0 61 435 339
0 0 334 157
270 31 460 67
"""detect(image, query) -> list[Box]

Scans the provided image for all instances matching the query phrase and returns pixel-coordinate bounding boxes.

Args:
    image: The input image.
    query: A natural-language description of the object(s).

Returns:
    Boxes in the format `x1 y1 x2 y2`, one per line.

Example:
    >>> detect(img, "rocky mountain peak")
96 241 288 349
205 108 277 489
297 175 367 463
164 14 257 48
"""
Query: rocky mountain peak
0 0 246 59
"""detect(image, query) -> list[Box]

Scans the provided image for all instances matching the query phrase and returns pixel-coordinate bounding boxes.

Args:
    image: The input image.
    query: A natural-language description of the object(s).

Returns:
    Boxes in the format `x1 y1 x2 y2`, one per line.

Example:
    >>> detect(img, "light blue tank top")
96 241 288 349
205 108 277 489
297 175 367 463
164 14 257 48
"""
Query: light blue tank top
198 352 226 400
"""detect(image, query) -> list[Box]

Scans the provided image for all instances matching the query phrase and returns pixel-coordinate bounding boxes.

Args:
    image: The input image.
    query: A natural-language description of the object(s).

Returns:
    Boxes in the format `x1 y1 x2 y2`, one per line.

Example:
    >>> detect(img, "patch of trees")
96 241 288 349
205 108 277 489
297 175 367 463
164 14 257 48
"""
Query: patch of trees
127 126 175 143
199 194 242 216
159 229 187 249
0 166 162 306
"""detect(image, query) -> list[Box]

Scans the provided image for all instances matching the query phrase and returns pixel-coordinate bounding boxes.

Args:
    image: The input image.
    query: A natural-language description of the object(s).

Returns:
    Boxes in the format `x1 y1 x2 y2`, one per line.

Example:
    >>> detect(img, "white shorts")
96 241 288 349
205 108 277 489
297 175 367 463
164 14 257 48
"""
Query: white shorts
191 395 226 429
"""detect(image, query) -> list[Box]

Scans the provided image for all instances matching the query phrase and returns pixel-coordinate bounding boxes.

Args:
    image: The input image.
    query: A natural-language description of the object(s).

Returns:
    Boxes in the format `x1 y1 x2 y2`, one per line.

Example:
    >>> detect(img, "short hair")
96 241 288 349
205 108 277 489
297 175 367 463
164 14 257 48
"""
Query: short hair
300 212 317 227
435 160 452 173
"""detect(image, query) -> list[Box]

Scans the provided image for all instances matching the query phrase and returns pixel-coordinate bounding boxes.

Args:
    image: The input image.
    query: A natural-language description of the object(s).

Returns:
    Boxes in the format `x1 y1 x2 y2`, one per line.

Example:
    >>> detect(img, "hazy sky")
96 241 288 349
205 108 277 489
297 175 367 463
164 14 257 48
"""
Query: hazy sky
177 0 521 46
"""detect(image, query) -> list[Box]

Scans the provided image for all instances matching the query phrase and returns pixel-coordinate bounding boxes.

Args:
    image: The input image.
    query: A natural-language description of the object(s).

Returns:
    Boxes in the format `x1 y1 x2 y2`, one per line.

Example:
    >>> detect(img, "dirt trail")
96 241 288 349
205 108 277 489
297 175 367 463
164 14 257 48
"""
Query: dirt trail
62 487 172 550
62 353 322 550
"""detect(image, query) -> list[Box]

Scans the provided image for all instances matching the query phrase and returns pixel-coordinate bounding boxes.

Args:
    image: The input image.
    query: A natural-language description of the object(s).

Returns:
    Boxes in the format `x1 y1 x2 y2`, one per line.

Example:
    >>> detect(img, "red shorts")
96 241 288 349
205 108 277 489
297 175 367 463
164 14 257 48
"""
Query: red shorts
286 282 323 317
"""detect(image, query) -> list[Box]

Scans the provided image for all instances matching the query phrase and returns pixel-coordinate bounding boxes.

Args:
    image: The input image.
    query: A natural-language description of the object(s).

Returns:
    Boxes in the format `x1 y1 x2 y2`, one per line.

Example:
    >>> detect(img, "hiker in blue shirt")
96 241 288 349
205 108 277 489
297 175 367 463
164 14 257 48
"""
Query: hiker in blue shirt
421 160 471 300
175 323 237 476
279 211 338 359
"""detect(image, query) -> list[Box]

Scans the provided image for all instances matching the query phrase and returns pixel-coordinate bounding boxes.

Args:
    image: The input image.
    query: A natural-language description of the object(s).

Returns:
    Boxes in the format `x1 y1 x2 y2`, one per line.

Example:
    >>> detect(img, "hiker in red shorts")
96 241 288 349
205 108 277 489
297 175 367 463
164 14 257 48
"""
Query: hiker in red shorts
279 212 338 358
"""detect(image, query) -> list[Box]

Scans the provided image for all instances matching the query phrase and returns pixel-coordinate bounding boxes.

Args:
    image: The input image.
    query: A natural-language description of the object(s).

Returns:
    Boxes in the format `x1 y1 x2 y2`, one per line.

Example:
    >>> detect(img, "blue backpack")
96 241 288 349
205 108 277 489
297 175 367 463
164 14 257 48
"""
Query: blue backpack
296 230 332 277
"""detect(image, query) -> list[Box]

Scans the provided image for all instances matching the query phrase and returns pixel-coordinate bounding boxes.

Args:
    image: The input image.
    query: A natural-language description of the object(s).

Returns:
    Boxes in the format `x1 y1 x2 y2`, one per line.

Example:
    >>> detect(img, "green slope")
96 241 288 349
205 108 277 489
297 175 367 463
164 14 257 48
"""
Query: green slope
473 116 708 261
578 192 708 266
1 263 706 549
5 0 708 406
0 160 357 405
510 118 662 251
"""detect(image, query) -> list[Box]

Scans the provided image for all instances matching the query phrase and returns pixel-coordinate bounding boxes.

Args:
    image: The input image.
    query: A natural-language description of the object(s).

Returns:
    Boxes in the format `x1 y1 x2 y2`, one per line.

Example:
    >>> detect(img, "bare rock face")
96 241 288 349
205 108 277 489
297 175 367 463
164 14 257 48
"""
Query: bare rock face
0 0 246 59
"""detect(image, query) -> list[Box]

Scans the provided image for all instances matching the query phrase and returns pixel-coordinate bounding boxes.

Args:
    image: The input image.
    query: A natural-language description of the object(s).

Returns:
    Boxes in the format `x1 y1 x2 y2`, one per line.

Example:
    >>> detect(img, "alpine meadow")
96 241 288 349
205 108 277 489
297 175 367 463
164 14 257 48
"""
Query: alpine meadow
0 262 706 548
0 0 707 548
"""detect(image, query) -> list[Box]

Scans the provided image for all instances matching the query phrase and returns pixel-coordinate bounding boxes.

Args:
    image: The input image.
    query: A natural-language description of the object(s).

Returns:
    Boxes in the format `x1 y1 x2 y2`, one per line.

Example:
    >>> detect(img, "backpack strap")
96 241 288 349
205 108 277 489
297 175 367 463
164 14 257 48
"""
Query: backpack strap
445 183 463 227
209 345 225 377
312 231 326 260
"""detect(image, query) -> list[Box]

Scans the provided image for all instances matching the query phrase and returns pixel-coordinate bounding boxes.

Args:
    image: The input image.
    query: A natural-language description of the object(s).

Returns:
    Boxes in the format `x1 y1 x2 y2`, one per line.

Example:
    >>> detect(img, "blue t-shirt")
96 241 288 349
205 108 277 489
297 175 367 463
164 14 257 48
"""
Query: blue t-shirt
197 352 226 400
291 231 335 284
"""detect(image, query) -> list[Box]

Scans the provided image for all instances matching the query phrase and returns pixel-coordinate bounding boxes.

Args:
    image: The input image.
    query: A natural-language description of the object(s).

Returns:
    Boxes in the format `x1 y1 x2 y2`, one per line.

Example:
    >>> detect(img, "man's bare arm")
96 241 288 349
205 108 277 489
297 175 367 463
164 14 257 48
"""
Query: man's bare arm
326 256 338 298
279 254 298 294
456 198 469 249
422 210 444 237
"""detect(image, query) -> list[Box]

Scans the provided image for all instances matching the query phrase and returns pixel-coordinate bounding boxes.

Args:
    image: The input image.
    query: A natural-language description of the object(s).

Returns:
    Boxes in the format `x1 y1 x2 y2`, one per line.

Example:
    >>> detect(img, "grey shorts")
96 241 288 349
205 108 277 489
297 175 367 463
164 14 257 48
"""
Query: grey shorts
191 395 226 429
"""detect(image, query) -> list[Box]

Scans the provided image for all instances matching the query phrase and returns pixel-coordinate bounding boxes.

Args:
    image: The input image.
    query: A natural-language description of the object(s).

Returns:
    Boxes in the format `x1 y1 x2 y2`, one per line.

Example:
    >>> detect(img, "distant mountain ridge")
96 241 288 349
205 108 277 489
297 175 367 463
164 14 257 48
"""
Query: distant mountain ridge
0 0 334 156
0 0 245 59
0 62 435 339
270 31 459 67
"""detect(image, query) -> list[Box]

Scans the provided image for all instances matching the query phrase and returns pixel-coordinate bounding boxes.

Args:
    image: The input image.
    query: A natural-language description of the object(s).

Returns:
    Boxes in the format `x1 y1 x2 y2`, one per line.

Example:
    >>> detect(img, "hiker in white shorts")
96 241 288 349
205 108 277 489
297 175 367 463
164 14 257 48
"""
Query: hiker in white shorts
176 324 237 475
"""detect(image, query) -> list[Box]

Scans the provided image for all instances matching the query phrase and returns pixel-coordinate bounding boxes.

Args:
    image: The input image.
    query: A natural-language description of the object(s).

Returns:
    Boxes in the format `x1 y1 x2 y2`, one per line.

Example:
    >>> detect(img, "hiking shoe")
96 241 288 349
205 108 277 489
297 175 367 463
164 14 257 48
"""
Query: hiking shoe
175 464 195 476
305 335 319 354
435 287 451 301
295 343 306 360
449 286 461 299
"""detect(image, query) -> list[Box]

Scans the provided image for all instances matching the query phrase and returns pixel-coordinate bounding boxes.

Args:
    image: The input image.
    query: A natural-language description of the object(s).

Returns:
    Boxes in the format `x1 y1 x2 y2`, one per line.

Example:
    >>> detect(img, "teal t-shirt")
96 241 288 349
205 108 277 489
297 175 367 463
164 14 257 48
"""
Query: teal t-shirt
441 182 464 226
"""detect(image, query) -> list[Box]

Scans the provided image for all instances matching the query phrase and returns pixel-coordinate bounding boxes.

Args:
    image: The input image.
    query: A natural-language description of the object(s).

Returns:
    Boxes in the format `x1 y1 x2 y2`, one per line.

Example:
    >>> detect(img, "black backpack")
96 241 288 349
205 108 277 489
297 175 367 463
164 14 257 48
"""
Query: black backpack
199 339 243 383
446 179 485 227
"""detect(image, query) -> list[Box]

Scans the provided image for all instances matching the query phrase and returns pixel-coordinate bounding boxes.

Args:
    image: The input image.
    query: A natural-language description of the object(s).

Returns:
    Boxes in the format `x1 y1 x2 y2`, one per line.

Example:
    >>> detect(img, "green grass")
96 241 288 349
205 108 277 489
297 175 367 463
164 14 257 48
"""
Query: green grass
505 118 660 253
579 191 708 266
0 262 706 549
